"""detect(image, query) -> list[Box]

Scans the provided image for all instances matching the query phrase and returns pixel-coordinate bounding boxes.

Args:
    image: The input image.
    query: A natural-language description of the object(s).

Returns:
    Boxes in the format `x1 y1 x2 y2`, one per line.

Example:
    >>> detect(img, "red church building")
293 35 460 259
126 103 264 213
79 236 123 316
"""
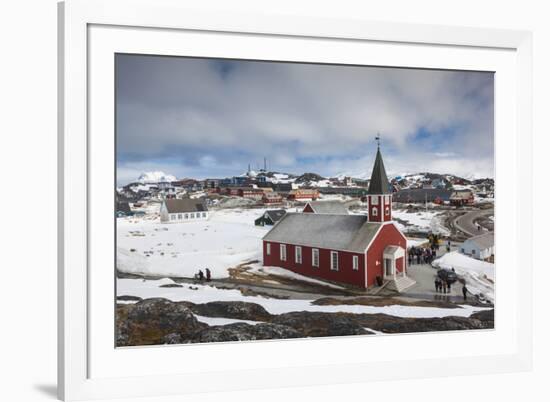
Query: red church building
262 145 415 292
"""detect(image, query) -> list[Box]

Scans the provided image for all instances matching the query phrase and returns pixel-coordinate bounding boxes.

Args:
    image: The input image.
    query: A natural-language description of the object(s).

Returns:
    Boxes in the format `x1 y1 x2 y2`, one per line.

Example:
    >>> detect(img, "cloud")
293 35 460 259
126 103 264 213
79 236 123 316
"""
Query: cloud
116 55 494 183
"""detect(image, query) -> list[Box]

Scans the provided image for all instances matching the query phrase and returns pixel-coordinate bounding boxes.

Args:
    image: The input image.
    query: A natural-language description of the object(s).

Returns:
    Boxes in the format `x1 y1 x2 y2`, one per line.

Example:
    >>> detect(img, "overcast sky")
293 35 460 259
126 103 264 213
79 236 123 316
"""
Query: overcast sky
116 54 494 185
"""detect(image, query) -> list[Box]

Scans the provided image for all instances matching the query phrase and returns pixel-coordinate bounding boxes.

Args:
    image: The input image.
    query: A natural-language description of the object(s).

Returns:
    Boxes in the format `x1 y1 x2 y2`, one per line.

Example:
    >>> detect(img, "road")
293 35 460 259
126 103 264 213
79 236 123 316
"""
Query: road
454 209 494 237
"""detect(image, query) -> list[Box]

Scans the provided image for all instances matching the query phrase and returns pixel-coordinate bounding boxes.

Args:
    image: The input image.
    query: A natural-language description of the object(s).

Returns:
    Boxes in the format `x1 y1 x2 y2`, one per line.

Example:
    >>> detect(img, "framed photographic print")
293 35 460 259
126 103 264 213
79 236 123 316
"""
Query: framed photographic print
58 0 533 400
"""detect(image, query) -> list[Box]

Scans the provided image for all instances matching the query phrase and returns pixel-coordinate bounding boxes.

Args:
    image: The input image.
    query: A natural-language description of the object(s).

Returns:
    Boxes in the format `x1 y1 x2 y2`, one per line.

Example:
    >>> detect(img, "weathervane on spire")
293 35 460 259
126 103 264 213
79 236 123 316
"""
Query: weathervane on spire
375 133 381 148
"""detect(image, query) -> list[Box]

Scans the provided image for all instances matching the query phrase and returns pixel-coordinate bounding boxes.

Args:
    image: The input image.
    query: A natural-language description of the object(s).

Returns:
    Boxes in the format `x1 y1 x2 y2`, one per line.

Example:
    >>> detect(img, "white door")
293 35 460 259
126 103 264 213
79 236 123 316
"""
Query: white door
384 258 393 277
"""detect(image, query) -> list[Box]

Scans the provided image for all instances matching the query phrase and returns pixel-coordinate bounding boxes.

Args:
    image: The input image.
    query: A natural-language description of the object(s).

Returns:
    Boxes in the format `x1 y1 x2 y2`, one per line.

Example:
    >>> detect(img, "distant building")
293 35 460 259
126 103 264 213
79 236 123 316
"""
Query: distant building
393 188 452 204
303 201 349 215
160 198 209 223
460 232 494 261
173 179 204 191
204 179 221 189
116 201 133 217
272 183 293 193
288 188 319 201
239 188 264 200
263 192 283 205
255 209 286 226
319 187 368 197
450 190 474 206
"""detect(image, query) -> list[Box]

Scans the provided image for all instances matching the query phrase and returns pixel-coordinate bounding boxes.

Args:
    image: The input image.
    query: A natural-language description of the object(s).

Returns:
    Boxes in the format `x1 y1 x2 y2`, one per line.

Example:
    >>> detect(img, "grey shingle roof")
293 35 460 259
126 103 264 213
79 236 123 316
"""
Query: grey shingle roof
265 209 286 222
164 198 207 213
368 147 391 195
262 213 382 253
464 231 494 250
306 201 349 215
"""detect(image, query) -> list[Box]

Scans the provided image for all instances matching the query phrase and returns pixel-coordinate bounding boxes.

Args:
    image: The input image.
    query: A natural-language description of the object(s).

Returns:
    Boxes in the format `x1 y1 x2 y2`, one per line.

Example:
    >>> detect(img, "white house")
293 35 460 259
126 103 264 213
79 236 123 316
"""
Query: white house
160 198 209 223
460 231 494 261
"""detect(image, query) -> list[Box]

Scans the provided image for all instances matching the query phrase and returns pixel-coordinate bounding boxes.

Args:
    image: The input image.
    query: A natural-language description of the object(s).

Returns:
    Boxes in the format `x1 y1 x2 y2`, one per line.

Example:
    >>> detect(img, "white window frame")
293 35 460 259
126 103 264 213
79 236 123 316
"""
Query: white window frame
280 244 287 261
170 214 175 221
384 195 390 204
184 213 188 219
352 255 359 271
266 243 271 256
372 207 378 216
178 213 182 219
370 195 379 205
385 206 390 215
295 246 302 264
330 251 339 271
312 248 319 267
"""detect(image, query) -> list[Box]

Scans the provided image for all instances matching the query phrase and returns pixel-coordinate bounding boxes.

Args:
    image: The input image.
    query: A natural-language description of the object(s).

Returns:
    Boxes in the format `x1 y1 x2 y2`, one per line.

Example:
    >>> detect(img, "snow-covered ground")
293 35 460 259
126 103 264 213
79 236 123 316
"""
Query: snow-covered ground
432 251 494 301
392 209 450 236
117 206 270 278
117 277 489 318
194 315 264 326
247 263 345 289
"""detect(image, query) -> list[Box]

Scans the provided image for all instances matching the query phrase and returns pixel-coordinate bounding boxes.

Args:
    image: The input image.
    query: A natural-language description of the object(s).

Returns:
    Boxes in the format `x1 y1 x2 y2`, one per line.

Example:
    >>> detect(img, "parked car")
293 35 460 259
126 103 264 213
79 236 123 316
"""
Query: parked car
437 269 458 284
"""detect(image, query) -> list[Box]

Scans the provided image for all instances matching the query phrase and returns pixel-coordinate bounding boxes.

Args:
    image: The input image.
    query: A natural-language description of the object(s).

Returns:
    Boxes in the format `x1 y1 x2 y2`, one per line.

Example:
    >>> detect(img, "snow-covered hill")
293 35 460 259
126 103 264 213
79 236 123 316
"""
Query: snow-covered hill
137 171 176 183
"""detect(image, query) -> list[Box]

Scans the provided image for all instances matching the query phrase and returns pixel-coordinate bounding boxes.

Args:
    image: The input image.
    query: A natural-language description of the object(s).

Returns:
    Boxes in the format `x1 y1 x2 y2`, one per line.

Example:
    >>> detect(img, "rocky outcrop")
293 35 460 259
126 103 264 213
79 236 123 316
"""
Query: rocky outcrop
271 312 373 337
189 323 302 343
190 301 273 321
116 298 495 347
117 298 207 346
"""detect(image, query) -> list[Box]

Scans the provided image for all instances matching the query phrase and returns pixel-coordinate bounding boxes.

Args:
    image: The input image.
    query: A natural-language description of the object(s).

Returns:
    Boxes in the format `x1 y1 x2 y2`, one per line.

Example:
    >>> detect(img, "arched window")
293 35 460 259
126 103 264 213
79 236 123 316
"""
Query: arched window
385 206 390 215
372 207 378 216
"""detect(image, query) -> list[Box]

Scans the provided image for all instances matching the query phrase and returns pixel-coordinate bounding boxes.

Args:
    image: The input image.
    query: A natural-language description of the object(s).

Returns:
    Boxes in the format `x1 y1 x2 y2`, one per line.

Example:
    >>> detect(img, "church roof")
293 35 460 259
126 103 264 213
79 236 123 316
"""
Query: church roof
305 201 349 215
262 213 382 253
368 147 391 195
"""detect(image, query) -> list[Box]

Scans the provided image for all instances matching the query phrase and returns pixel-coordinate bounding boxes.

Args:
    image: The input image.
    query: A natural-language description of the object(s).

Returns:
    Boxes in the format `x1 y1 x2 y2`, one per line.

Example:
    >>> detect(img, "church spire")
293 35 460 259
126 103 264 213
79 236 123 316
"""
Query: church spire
368 137 390 195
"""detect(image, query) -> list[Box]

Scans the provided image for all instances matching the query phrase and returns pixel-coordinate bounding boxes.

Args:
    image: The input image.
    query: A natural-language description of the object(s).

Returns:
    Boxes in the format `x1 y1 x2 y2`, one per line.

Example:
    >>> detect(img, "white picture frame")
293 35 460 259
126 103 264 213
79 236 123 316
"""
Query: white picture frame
58 0 533 400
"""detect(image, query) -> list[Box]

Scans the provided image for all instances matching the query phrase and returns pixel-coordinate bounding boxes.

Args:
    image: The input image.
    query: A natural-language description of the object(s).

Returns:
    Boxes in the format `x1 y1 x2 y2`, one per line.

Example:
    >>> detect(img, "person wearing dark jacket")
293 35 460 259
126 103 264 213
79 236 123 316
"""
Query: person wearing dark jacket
198 270 204 281
462 284 468 301
205 268 211 282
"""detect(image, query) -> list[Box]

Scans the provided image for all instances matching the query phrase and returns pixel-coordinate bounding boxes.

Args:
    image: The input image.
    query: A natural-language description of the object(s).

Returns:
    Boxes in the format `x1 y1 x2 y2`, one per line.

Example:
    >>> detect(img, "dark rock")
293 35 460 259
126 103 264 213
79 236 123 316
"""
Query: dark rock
191 301 273 321
191 323 301 343
352 310 494 333
117 298 207 346
271 311 373 337
159 284 183 288
117 295 143 301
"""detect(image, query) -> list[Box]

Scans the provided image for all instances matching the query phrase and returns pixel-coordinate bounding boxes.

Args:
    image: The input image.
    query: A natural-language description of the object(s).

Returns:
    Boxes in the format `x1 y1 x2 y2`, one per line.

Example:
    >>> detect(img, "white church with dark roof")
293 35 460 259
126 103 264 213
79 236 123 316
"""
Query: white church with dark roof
262 144 415 291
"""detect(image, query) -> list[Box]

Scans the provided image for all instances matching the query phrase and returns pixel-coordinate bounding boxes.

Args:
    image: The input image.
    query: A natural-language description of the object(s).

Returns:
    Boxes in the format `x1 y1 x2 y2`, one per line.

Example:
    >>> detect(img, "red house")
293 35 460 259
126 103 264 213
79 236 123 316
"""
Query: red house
262 145 415 291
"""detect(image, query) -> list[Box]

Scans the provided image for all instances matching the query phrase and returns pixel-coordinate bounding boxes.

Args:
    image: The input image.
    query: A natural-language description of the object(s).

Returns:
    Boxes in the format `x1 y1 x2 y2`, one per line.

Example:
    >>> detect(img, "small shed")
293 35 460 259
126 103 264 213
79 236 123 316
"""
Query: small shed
460 231 495 261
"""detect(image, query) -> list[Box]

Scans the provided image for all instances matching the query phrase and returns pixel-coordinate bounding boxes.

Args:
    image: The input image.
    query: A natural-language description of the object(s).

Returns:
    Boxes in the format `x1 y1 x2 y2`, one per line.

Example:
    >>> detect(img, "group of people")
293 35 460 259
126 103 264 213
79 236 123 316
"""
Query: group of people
434 276 452 294
195 268 212 282
408 246 437 265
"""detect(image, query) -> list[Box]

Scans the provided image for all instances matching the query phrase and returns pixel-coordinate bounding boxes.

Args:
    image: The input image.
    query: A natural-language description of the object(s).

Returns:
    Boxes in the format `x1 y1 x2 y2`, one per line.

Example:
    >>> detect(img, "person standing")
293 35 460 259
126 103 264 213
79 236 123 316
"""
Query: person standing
447 240 451 253
447 280 451 294
205 268 211 282
434 277 440 293
198 270 204 281
441 279 447 294
462 284 468 301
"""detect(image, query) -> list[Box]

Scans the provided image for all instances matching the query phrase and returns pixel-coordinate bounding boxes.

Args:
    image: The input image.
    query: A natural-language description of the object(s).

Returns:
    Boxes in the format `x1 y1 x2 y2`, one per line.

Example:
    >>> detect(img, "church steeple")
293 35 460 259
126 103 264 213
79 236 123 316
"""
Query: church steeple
368 146 390 195
367 136 392 222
